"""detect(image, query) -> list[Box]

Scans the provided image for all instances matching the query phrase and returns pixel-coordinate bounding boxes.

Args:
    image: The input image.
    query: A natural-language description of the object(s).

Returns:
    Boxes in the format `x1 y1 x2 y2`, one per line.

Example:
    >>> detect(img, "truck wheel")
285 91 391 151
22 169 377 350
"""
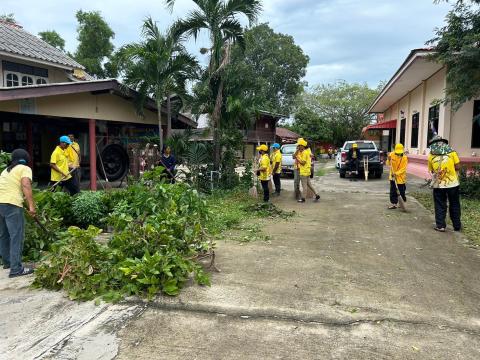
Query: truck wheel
339 170 346 178
97 144 129 181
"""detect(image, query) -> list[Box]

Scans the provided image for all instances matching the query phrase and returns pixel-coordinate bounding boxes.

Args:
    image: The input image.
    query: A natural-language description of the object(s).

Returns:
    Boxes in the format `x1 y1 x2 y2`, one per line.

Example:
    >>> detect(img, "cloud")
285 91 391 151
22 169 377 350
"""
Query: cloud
2 0 453 87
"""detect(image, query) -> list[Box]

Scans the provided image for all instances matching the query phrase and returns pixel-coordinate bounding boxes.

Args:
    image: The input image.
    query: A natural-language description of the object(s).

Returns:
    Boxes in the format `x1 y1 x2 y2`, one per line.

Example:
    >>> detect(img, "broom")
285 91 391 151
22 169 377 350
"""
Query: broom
249 162 258 198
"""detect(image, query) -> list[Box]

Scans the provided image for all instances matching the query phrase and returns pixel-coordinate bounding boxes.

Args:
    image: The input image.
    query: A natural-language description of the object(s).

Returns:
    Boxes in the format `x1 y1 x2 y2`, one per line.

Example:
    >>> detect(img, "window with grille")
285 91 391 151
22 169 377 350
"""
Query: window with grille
36 78 47 85
400 118 406 145
21 75 33 86
427 105 440 143
6 73 19 87
411 113 419 148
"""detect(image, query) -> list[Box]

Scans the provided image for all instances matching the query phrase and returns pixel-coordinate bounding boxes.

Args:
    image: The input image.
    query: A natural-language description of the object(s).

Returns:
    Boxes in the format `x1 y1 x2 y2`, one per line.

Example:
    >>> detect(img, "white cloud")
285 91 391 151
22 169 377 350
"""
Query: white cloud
1 0 454 87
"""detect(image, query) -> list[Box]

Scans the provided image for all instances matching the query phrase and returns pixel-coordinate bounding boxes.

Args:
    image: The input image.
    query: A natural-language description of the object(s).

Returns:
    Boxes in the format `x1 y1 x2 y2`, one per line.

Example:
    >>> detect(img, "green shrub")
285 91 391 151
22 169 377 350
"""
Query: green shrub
460 165 480 199
72 191 108 228
24 190 74 261
0 151 11 172
240 161 254 189
34 181 212 302
33 226 116 301
34 190 75 225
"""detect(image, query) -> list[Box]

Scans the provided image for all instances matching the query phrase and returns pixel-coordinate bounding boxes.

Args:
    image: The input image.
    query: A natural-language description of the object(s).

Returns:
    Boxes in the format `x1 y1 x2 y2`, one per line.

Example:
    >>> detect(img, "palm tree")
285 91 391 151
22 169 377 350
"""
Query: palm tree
165 0 262 169
120 17 198 149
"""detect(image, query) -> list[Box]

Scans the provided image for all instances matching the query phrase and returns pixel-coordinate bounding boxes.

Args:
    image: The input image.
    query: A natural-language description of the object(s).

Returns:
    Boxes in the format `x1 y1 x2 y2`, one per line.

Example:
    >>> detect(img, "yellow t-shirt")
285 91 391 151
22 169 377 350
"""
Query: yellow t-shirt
387 153 408 184
297 150 311 177
0 165 32 208
66 142 81 168
294 148 311 170
50 146 72 182
270 150 282 174
428 151 460 188
258 154 271 181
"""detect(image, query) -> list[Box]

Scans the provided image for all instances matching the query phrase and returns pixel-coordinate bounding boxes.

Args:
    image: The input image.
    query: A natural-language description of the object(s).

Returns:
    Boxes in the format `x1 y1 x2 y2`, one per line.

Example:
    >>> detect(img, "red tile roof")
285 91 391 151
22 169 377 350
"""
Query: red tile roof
276 127 301 139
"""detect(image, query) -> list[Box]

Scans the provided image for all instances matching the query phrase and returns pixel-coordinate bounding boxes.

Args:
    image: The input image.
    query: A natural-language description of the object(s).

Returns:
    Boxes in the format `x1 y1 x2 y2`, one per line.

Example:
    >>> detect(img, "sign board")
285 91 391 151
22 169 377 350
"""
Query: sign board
382 130 390 136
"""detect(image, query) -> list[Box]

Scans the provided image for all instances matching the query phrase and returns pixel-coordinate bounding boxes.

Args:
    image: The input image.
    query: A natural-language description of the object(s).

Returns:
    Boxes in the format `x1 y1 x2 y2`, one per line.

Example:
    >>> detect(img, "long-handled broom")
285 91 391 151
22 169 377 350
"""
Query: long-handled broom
249 161 258 198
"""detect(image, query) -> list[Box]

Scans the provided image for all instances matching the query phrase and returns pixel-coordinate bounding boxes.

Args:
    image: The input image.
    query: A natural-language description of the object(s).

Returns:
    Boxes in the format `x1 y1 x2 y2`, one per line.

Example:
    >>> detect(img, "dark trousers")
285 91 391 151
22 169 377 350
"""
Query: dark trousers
71 168 81 191
390 180 406 204
348 159 358 173
61 177 80 196
433 186 462 230
260 180 270 202
272 173 281 194
0 204 25 275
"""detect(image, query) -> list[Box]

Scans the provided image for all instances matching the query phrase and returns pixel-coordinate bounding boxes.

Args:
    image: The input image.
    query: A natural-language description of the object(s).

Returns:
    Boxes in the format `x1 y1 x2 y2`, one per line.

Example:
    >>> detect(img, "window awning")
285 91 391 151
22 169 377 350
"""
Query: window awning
362 119 397 133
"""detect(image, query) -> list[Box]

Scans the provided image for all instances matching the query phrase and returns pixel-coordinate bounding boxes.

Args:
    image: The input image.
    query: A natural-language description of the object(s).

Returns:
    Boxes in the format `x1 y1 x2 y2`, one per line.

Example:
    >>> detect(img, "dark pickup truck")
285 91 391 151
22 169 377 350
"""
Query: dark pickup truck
338 140 384 179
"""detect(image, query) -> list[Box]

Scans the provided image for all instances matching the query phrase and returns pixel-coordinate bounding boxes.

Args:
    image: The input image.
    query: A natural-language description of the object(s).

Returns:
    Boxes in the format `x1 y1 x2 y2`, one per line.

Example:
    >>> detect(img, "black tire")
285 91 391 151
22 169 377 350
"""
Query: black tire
97 144 129 181
339 170 346 178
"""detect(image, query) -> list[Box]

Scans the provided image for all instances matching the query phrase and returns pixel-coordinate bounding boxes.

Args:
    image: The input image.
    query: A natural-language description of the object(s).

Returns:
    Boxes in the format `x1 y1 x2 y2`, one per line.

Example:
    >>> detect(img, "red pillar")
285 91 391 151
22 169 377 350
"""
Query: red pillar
26 120 33 167
89 119 97 191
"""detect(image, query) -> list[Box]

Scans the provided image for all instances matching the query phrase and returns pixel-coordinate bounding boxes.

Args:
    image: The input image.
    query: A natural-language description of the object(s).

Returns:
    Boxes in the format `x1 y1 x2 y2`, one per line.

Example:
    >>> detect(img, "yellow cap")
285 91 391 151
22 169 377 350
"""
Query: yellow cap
352 143 358 148
256 144 268 152
395 143 404 154
297 138 308 147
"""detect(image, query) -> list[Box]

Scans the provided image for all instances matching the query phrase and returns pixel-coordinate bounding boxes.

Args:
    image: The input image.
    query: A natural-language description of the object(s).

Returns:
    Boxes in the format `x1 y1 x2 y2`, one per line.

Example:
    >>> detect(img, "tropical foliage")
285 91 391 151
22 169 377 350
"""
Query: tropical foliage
38 30 66 51
166 0 263 169
74 10 115 78
227 23 309 116
429 0 480 108
119 18 198 149
289 81 380 146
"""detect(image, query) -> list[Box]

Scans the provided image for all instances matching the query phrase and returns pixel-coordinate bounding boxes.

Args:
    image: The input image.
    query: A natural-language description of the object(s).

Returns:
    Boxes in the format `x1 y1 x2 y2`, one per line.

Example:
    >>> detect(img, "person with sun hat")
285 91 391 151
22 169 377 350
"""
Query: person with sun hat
256 144 271 202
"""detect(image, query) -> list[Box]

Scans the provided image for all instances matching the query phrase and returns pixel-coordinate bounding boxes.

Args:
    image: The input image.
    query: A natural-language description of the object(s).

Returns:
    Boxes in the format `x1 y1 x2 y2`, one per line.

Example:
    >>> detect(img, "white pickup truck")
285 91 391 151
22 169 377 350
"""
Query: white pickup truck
337 140 384 179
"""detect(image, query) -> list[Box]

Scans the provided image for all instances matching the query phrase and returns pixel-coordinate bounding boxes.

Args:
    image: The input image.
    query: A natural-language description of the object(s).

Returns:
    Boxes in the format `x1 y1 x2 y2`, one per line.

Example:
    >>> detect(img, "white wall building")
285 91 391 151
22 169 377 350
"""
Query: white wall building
369 49 480 177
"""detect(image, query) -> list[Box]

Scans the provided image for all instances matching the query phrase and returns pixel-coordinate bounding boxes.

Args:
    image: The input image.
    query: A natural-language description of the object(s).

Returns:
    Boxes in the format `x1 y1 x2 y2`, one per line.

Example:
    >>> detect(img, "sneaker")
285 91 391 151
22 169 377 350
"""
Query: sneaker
297 198 306 203
315 195 320 201
388 205 397 210
9 267 34 278
434 227 446 233
3 264 10 269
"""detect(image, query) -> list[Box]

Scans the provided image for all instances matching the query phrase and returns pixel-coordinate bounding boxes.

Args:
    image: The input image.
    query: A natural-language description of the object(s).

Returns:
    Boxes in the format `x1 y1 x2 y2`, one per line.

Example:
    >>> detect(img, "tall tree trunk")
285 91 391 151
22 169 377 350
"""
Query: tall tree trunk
212 78 224 171
166 94 172 141
157 99 164 150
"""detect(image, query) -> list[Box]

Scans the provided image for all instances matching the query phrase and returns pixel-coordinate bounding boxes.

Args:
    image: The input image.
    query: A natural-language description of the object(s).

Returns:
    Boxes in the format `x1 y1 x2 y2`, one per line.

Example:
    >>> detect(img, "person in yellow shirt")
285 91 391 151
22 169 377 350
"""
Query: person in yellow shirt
50 136 79 195
386 143 408 209
256 144 271 202
270 143 282 196
295 138 320 203
0 149 36 277
427 136 461 232
67 134 81 188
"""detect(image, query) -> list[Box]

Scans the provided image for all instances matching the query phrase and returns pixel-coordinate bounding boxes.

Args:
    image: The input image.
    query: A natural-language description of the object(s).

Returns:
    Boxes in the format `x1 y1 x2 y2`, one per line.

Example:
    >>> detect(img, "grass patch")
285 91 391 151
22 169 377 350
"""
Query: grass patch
205 189 294 242
413 192 480 245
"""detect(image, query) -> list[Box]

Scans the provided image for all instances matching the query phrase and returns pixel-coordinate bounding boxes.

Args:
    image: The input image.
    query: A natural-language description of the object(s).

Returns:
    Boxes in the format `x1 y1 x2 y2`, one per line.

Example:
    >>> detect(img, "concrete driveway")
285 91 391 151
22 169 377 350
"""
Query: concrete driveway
2 167 479 359
114 170 480 359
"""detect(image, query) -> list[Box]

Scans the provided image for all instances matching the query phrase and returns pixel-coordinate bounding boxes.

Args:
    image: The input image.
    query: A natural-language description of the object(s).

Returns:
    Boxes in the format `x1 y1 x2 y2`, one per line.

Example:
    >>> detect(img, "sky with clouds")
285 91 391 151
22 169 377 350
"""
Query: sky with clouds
1 0 453 88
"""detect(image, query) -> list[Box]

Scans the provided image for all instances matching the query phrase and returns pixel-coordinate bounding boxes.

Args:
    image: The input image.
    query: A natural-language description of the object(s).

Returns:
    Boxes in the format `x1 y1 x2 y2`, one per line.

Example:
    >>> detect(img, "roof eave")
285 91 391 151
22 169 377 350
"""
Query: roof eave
0 50 85 71
368 49 436 113
0 79 196 128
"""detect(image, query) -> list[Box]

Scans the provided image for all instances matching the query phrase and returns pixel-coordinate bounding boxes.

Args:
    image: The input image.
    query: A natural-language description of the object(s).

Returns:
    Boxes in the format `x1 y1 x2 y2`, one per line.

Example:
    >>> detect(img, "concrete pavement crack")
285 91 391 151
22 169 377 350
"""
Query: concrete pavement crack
124 299 480 338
